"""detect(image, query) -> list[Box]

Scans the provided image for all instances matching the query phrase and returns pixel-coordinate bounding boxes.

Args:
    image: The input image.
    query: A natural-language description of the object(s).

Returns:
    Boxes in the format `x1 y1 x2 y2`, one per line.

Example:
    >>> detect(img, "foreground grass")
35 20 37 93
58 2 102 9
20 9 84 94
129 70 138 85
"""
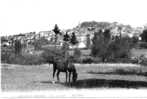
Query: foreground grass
1 63 147 91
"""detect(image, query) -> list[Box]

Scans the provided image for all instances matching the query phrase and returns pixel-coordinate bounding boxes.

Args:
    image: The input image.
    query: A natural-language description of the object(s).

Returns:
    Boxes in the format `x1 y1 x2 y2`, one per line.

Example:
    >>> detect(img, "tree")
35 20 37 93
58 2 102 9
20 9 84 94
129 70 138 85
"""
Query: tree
91 29 131 62
53 24 60 35
53 24 60 43
92 28 132 62
86 34 91 49
103 29 111 41
14 40 22 55
63 32 70 42
1 36 7 43
140 29 147 42
91 29 110 62
70 32 78 45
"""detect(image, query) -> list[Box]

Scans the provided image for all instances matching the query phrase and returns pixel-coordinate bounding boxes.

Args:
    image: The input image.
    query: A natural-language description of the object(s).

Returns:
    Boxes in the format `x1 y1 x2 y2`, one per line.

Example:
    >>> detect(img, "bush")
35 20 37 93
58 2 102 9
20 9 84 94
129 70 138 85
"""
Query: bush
108 37 131 59
139 42 147 48
72 57 82 63
20 54 44 65
1 47 14 63
7 54 44 65
82 57 93 63
140 29 147 42
140 56 147 66
73 48 81 58
141 61 147 66
114 68 140 75
107 58 132 63
92 57 102 63
1 47 44 65
41 48 65 63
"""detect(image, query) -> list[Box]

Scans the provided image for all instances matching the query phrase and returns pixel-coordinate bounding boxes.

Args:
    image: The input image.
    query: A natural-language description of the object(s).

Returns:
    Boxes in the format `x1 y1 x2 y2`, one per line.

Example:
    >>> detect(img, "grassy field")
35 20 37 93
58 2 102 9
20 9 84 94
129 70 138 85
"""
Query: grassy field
131 49 147 57
1 63 147 91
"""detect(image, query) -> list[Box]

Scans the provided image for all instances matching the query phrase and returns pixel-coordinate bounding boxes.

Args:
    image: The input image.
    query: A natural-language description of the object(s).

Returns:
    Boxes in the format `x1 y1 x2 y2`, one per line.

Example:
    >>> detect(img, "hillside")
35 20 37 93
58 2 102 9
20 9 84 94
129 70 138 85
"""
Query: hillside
70 21 143 38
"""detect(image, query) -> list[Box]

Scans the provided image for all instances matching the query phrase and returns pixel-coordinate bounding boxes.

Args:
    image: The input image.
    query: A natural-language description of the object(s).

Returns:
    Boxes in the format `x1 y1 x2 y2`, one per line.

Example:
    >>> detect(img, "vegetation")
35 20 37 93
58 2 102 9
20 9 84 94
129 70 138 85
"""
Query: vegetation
34 37 49 50
61 42 70 58
42 48 65 63
86 34 91 49
91 29 111 62
80 21 111 29
1 21 146 65
1 47 14 63
92 29 132 62
63 32 70 42
140 29 147 42
14 40 22 55
53 24 61 43
1 49 44 65
70 32 78 45
53 24 60 35
73 48 81 59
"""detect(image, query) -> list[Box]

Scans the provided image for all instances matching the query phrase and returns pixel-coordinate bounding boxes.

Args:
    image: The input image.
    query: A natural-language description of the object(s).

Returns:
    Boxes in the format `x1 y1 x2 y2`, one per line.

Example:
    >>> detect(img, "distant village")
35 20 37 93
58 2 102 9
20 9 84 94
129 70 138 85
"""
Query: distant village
1 21 145 54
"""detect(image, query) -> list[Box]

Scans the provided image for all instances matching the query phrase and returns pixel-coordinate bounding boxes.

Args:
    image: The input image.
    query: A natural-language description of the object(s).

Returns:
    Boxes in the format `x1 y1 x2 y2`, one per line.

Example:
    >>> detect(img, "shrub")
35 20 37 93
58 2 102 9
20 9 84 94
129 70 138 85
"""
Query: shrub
114 68 140 75
139 42 147 48
86 34 91 49
20 54 44 65
107 58 132 63
1 47 14 63
92 57 102 63
82 57 93 64
1 47 44 65
140 29 147 42
34 37 49 50
139 56 147 66
9 54 44 65
73 48 81 58
14 40 22 55
72 57 82 63
108 37 131 59
41 48 65 63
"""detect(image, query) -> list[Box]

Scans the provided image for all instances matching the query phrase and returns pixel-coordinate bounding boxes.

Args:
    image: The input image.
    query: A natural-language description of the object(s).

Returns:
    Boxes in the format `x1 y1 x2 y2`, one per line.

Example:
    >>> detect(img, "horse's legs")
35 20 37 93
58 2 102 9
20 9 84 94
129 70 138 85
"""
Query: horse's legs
57 70 60 82
69 72 71 83
66 71 68 83
53 66 56 79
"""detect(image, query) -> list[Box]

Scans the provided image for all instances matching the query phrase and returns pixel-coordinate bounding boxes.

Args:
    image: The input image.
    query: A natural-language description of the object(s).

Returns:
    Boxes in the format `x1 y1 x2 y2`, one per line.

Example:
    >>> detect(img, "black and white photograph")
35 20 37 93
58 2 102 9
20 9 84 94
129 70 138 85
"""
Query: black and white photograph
1 0 147 98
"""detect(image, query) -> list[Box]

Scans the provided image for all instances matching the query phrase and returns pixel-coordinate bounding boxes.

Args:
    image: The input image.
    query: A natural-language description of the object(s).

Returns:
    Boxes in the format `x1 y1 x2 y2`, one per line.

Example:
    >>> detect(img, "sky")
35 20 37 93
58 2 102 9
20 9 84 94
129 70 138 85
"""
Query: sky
0 0 147 36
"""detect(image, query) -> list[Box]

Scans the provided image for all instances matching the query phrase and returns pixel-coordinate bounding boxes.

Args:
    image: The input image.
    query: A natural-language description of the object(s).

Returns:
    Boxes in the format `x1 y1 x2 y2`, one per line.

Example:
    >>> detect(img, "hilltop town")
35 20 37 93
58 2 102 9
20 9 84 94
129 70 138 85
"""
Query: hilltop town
1 21 144 51
1 21 147 65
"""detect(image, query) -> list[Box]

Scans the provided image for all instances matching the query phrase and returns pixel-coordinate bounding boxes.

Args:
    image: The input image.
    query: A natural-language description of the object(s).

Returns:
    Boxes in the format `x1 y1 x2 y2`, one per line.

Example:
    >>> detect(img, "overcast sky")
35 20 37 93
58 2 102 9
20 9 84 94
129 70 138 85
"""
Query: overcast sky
0 0 147 36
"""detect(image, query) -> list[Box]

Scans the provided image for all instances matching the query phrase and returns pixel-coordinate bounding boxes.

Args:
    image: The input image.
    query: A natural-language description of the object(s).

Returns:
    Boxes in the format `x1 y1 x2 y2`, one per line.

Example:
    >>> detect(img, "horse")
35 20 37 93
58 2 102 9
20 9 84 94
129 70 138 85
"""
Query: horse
51 58 78 83
67 62 78 83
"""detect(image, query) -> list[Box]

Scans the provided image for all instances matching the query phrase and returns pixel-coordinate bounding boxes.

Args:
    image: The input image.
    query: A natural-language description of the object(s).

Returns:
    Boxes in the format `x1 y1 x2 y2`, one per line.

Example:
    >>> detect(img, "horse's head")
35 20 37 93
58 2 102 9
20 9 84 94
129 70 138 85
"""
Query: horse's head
72 71 78 83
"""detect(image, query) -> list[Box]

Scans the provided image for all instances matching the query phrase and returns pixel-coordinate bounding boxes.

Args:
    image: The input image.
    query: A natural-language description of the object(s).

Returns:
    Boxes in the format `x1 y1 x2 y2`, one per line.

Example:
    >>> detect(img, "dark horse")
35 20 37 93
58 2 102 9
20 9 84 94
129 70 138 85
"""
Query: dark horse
49 58 78 83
